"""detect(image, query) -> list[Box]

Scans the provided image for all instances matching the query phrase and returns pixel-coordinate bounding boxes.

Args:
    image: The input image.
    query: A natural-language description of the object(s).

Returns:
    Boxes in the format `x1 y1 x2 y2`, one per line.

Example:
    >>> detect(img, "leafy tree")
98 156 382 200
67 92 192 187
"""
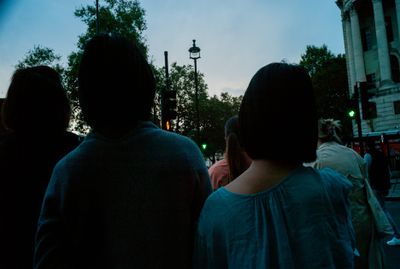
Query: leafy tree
155 63 208 139
65 0 149 133
299 45 335 77
155 63 242 161
299 45 351 139
201 93 242 162
15 45 64 76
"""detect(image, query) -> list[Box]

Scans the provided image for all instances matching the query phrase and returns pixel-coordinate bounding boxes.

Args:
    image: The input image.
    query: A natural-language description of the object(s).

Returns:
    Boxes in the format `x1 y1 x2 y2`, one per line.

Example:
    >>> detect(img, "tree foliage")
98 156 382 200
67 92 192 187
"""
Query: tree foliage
155 63 241 160
15 45 64 75
299 45 351 139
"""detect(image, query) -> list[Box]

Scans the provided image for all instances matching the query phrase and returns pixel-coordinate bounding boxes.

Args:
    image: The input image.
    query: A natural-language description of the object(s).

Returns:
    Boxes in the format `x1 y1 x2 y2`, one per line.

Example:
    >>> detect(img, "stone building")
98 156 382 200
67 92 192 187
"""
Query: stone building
336 0 400 135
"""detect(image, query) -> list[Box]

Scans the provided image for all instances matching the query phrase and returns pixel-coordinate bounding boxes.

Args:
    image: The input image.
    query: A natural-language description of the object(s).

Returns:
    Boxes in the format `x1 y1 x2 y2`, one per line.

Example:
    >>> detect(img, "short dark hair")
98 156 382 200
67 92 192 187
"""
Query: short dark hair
224 115 249 180
2 66 70 133
78 34 155 130
239 63 317 162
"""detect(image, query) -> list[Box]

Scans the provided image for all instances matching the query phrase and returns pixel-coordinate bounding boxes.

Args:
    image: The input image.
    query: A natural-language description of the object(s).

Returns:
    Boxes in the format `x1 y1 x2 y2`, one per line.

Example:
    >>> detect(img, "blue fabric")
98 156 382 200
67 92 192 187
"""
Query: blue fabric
194 166 355 269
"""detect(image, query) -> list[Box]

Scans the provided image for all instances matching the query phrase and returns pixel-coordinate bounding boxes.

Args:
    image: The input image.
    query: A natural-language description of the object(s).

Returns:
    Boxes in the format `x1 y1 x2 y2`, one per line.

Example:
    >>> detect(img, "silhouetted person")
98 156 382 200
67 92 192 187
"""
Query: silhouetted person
194 63 355 268
208 115 251 190
34 34 212 269
0 66 81 269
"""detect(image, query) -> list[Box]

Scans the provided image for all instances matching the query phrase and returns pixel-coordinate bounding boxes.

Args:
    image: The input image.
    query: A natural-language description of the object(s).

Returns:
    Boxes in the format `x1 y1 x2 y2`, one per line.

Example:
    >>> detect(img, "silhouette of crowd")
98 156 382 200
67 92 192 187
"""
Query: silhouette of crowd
0 33 396 269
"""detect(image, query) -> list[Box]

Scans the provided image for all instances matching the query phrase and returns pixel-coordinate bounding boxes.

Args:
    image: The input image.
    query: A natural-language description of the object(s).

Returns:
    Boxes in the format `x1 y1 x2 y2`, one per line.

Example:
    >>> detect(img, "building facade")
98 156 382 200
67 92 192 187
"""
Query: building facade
337 0 400 135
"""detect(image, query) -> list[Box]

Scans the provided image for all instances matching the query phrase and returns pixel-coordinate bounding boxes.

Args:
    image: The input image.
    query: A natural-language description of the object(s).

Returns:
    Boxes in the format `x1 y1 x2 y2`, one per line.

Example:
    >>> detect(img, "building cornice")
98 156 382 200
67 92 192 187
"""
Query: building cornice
342 0 357 13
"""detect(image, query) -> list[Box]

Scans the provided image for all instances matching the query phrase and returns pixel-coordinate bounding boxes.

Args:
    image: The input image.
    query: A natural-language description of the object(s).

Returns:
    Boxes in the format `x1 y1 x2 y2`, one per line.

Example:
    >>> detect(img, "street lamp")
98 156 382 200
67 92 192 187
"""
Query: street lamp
188 39 201 140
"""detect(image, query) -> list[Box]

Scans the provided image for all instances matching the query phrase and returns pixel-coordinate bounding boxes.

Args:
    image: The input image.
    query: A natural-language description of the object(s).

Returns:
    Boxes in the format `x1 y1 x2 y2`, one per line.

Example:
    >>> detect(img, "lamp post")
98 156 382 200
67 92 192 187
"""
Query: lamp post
188 39 201 140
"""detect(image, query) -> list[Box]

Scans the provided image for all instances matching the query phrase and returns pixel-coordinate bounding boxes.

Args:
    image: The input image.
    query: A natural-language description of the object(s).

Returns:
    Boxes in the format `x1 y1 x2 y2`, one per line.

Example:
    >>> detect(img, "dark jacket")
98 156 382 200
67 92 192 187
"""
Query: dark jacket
0 131 81 269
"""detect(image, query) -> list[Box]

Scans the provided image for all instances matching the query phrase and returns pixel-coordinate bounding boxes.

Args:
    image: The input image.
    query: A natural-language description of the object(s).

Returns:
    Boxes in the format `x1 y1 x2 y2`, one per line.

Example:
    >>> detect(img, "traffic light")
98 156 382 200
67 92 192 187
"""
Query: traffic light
201 143 207 151
359 82 377 119
347 96 358 119
162 89 177 130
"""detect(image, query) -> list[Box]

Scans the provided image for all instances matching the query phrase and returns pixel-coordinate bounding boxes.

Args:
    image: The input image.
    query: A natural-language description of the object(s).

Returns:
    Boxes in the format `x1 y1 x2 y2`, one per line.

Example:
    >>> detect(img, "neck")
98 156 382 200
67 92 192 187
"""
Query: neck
225 159 301 194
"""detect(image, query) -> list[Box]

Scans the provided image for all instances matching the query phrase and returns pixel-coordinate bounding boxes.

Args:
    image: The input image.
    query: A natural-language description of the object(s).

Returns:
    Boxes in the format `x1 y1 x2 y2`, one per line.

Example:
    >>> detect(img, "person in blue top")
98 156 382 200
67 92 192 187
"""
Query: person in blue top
193 63 355 268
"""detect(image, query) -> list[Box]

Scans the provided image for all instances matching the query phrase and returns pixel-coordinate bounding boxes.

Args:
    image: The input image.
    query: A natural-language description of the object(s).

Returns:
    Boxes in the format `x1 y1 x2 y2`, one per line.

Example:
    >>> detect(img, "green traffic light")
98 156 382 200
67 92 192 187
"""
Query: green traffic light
201 143 207 150
348 110 355 118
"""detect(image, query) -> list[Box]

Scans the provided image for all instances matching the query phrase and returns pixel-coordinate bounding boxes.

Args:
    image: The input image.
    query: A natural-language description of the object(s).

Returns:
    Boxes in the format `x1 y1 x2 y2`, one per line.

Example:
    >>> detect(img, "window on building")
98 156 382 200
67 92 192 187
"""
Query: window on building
394 100 400 114
390 55 400 82
386 16 394 42
361 28 373 51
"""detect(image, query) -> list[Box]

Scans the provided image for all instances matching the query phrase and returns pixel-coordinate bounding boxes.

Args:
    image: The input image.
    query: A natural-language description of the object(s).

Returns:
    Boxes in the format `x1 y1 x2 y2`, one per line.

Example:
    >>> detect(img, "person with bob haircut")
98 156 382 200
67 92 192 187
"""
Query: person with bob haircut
33 34 212 269
193 63 355 268
0 66 81 268
208 115 251 190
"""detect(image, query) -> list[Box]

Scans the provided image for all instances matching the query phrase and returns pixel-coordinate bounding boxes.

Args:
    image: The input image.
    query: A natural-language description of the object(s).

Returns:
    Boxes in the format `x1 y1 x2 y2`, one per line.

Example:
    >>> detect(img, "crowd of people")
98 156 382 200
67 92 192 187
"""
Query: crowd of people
0 33 398 269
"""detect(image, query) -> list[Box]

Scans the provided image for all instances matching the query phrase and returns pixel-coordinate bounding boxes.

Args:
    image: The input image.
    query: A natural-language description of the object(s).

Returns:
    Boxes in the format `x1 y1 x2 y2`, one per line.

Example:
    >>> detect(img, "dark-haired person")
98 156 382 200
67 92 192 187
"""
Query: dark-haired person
34 34 212 269
193 63 355 268
208 115 251 190
312 119 385 269
0 66 81 268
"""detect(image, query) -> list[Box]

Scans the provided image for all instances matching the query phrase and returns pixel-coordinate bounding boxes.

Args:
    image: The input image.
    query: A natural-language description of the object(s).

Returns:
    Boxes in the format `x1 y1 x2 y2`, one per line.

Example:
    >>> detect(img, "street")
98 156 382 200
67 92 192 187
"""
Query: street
383 200 400 269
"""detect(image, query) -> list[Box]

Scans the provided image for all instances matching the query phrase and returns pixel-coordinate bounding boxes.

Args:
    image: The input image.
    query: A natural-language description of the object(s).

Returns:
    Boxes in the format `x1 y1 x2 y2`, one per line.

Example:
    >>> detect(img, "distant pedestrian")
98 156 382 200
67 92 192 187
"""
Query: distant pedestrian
208 115 251 190
33 34 212 269
0 66 81 269
313 119 385 269
365 140 400 246
194 63 355 268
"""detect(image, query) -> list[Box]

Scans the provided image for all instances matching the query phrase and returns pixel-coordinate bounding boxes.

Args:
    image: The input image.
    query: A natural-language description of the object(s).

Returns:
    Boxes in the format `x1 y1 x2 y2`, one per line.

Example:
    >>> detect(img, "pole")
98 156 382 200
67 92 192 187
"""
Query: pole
354 83 364 155
96 0 99 34
161 51 170 130
194 58 200 140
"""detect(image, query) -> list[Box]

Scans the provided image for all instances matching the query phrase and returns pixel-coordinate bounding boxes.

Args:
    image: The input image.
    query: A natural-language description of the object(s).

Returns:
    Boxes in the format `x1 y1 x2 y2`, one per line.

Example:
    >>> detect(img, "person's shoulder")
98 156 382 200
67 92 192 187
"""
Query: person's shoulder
317 167 353 190
198 189 232 224
142 122 197 147
209 159 228 171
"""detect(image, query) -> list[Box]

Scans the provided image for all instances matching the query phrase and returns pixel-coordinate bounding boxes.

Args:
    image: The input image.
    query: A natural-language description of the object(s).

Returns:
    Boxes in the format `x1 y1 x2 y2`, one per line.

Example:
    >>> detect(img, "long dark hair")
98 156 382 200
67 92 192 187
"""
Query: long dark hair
225 116 250 181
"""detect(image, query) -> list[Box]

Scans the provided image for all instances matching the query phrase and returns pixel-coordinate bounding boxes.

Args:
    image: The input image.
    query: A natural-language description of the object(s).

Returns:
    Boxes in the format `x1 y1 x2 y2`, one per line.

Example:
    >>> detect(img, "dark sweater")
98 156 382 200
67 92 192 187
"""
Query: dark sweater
0 131 81 269
34 122 212 269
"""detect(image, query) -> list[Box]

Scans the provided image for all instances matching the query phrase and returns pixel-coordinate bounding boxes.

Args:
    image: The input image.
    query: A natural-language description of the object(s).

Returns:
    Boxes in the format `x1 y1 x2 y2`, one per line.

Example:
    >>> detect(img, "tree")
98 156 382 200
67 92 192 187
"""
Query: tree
201 93 242 162
66 0 149 133
155 63 242 161
154 63 208 139
15 45 64 76
299 45 351 138
299 45 335 77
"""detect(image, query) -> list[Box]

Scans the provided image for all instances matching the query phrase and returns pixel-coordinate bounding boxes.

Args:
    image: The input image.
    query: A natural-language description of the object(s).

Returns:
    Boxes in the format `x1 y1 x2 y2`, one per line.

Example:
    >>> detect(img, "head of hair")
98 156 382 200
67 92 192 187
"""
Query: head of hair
78 33 155 131
2 65 70 133
318 119 342 144
239 62 317 163
224 115 250 180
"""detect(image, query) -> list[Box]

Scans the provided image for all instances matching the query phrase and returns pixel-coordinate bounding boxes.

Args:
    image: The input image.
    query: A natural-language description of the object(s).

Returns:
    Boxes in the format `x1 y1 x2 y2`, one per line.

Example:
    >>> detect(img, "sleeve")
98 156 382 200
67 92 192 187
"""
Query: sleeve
34 164 72 269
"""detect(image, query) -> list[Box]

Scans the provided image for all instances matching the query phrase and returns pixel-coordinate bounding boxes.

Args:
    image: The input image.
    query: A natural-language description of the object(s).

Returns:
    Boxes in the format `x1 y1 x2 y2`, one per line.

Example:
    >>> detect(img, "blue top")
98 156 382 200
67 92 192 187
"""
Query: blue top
193 166 355 269
34 122 212 269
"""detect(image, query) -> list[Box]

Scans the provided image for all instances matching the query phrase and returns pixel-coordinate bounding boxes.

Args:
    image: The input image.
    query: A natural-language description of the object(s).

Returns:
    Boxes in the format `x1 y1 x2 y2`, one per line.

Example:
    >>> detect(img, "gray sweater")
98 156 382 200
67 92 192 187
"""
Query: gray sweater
34 122 212 269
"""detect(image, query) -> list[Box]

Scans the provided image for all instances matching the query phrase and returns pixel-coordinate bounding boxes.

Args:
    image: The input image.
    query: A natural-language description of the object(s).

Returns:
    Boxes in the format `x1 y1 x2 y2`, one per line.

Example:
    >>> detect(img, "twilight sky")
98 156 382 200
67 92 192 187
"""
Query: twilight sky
0 0 344 98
